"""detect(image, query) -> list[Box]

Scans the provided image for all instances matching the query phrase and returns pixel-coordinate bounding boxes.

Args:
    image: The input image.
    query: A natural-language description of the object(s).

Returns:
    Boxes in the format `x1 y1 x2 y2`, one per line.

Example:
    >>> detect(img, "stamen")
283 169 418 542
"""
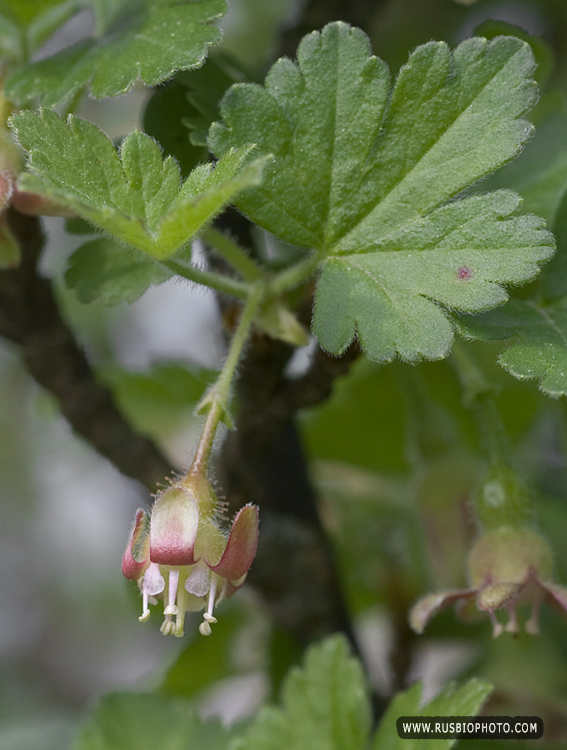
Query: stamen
160 615 175 636
525 596 542 635
489 610 503 638
174 580 187 638
504 604 519 635
139 564 165 622
164 569 180 616
206 575 218 619
199 620 212 636
200 575 218 634
139 589 151 622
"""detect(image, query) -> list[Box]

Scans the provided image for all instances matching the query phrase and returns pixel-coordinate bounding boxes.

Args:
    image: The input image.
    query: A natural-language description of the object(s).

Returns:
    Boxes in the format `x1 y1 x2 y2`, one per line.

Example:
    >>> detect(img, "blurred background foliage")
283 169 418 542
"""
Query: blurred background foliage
1 0 567 747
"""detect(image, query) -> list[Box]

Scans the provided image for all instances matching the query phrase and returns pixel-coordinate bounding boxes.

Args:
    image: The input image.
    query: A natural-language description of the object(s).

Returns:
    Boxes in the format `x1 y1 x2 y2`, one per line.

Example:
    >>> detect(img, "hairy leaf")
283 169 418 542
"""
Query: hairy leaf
65 237 173 304
5 0 227 107
313 191 551 361
101 363 212 433
210 22 553 362
372 679 492 750
236 634 371 750
458 298 567 397
11 109 266 260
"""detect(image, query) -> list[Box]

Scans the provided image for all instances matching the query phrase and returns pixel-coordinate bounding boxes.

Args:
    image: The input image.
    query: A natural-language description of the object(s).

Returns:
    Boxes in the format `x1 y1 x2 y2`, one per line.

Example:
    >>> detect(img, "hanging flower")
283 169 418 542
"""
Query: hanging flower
122 474 259 637
410 525 567 637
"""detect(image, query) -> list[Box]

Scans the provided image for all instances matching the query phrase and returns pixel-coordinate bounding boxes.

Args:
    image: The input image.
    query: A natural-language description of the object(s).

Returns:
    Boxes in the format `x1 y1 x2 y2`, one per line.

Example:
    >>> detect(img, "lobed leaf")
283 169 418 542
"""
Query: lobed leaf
5 0 228 107
313 191 552 362
458 298 567 397
237 634 371 750
11 109 266 260
210 22 554 363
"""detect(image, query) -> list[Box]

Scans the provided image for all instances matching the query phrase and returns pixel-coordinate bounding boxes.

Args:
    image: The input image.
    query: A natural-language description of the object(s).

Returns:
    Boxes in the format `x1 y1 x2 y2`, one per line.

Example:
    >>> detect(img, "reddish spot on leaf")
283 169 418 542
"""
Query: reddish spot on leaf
457 266 473 281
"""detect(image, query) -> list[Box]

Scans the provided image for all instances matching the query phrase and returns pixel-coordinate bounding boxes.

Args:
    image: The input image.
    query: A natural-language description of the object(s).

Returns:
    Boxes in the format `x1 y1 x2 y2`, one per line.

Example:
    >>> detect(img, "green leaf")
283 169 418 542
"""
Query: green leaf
210 23 553 363
237 634 371 750
65 237 173 304
372 679 492 750
101 363 212 433
143 79 208 178
480 111 567 226
5 0 227 107
458 298 567 397
11 109 266 260
313 191 551 362
73 691 229 750
0 0 70 28
143 54 246 177
301 358 409 473
0 0 79 65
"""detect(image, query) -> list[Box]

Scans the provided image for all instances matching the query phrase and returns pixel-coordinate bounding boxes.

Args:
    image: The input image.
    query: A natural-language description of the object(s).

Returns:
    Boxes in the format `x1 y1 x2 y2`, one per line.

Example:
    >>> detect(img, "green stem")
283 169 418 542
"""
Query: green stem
451 340 509 466
451 340 534 528
161 258 251 299
269 249 322 295
189 282 264 475
201 227 262 282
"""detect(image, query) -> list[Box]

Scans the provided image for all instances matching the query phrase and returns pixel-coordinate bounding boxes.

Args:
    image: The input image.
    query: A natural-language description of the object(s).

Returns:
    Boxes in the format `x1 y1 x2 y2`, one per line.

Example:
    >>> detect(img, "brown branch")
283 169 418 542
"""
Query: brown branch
0 210 173 492
218 330 361 645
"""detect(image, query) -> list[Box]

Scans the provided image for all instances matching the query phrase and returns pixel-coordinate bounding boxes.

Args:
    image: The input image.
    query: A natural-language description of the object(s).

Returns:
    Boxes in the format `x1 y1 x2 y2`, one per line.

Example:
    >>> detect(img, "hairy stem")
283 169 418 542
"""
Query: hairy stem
269 250 322 295
161 257 251 299
190 282 264 476
201 226 262 282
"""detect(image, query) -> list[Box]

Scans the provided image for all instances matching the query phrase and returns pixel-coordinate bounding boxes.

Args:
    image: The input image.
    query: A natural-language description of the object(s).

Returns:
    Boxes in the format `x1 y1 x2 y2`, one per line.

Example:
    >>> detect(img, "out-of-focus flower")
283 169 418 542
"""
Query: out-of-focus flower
411 524 567 637
122 474 259 637
411 464 567 637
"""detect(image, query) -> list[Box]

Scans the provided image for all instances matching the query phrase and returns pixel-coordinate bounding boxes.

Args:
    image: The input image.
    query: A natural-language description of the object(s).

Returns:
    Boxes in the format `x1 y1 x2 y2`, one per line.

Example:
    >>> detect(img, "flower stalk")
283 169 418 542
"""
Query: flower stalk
122 283 264 637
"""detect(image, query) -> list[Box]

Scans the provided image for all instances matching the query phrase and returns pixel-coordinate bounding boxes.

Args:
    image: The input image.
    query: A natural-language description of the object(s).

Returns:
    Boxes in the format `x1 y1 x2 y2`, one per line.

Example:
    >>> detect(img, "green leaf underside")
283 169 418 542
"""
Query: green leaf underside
458 298 567 397
239 635 371 750
5 0 228 107
372 679 492 750
65 237 173 304
210 22 553 362
11 109 266 260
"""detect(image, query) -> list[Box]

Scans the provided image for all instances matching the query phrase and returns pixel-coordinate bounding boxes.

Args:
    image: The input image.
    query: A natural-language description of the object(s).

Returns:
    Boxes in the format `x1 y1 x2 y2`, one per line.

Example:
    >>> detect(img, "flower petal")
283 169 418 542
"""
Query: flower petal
409 588 475 634
150 486 199 566
185 563 211 597
121 509 149 580
209 504 259 581
477 582 522 611
142 562 165 596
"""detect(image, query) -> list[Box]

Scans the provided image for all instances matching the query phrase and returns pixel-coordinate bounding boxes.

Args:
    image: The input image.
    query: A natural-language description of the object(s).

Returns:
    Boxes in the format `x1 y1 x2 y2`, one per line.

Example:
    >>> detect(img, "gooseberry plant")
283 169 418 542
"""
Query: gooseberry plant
2 1 567 748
